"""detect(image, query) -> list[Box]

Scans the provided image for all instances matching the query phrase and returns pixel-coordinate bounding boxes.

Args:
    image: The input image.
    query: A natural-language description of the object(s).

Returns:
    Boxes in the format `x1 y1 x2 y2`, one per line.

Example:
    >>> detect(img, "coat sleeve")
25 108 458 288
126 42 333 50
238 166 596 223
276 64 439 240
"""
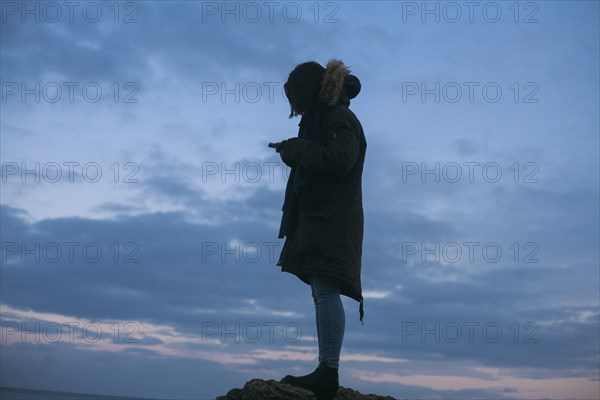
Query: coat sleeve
280 150 297 168
281 110 360 179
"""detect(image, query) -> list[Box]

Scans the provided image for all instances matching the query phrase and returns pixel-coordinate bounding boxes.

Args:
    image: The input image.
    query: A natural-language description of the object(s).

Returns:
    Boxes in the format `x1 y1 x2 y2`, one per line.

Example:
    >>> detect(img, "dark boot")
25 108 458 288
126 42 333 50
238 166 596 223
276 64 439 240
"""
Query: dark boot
281 362 339 400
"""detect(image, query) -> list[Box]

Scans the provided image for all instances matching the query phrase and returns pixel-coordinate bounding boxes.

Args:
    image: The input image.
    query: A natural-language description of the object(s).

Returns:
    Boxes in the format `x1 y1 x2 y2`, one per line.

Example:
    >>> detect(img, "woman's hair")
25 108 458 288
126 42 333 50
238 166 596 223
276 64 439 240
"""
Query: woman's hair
284 61 326 118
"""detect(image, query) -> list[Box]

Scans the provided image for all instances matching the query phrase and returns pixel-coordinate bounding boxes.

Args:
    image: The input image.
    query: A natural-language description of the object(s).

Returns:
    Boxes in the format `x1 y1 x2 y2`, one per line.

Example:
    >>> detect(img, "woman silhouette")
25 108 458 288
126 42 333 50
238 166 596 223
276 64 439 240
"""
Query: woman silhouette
275 59 366 400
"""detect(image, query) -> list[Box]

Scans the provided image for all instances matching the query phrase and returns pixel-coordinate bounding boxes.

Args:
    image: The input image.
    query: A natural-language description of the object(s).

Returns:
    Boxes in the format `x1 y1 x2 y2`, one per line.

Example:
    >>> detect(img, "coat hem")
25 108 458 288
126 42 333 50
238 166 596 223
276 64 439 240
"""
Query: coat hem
279 265 362 303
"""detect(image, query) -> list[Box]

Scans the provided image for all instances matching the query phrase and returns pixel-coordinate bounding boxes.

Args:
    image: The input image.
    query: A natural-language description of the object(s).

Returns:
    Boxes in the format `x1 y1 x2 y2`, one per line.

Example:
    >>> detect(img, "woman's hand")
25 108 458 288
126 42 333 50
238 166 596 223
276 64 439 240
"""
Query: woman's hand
275 142 285 160
277 138 298 167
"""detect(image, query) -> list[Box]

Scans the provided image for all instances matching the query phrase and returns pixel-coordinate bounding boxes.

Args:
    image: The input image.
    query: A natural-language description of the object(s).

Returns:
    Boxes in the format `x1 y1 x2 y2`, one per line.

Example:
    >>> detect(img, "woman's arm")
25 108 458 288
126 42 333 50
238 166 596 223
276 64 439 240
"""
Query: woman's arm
280 110 360 179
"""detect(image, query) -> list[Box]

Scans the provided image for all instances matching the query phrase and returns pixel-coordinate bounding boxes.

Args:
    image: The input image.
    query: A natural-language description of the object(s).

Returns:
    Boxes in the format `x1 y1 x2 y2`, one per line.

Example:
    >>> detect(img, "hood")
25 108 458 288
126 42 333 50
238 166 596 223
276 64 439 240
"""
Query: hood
318 59 361 106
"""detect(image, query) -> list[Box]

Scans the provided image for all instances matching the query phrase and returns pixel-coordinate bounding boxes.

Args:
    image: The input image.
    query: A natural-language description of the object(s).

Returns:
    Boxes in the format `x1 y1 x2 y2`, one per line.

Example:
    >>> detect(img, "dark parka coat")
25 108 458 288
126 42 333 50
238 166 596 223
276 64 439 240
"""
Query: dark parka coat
276 59 367 322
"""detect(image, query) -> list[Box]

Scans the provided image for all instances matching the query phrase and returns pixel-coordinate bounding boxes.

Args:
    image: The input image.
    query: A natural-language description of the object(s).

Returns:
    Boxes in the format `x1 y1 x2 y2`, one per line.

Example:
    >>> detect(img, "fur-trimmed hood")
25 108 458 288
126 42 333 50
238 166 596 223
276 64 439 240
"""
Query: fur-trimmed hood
318 59 361 106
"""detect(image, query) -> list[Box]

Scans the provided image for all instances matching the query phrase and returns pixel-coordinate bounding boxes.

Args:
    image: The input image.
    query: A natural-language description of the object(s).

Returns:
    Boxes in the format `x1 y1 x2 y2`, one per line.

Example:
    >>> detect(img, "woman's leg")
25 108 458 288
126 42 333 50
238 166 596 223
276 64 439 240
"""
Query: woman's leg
310 274 345 369
281 274 342 398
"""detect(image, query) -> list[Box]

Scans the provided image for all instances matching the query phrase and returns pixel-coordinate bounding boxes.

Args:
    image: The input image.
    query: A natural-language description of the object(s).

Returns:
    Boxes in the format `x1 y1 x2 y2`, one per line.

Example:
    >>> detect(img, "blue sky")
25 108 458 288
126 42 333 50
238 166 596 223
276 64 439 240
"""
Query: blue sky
1 1 599 399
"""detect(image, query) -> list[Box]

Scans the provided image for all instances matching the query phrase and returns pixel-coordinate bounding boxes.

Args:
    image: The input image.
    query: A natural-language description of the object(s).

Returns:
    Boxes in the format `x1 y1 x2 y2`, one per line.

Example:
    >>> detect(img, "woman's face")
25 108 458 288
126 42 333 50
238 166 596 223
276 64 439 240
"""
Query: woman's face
284 78 305 117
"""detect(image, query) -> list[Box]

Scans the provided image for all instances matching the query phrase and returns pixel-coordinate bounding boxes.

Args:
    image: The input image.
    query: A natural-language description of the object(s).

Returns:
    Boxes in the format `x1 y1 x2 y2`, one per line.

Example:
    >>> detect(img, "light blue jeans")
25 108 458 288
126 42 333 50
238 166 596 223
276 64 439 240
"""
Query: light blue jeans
310 274 345 369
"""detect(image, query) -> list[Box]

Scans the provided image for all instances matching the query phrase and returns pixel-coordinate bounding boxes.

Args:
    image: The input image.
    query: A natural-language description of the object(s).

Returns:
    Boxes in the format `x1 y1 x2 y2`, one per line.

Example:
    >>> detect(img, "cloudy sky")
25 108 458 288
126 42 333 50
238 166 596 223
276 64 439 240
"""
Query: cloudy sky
1 1 599 399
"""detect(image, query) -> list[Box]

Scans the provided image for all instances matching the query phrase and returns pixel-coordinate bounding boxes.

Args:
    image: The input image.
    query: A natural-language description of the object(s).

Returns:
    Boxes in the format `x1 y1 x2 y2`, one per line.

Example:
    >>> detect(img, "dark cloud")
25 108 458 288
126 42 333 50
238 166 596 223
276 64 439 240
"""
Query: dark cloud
0 2 346 85
1 182 597 387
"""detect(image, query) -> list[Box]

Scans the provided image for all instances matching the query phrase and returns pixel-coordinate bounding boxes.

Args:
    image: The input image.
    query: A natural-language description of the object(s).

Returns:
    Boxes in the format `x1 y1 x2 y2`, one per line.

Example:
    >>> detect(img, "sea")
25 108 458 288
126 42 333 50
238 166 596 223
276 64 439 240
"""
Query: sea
0 387 159 400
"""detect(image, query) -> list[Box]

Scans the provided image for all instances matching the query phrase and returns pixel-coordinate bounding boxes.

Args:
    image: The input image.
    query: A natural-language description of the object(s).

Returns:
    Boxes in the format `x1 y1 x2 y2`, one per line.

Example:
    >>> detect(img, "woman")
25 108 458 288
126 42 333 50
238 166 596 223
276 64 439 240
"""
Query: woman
274 59 366 400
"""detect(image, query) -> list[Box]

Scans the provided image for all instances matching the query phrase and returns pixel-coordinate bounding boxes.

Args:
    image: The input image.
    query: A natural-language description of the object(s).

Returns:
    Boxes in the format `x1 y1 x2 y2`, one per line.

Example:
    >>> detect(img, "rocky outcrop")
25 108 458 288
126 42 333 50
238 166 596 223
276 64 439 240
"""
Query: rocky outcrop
215 379 397 400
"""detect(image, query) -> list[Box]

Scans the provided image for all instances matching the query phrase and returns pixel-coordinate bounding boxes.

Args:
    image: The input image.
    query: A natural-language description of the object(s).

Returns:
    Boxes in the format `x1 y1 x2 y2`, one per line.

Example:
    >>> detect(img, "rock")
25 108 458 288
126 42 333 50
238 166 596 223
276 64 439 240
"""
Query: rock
215 378 397 400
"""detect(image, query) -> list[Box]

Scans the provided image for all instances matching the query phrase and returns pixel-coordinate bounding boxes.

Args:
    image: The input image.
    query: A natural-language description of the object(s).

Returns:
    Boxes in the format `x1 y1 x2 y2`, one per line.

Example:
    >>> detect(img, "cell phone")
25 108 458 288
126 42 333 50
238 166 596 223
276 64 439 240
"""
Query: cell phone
268 142 281 149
